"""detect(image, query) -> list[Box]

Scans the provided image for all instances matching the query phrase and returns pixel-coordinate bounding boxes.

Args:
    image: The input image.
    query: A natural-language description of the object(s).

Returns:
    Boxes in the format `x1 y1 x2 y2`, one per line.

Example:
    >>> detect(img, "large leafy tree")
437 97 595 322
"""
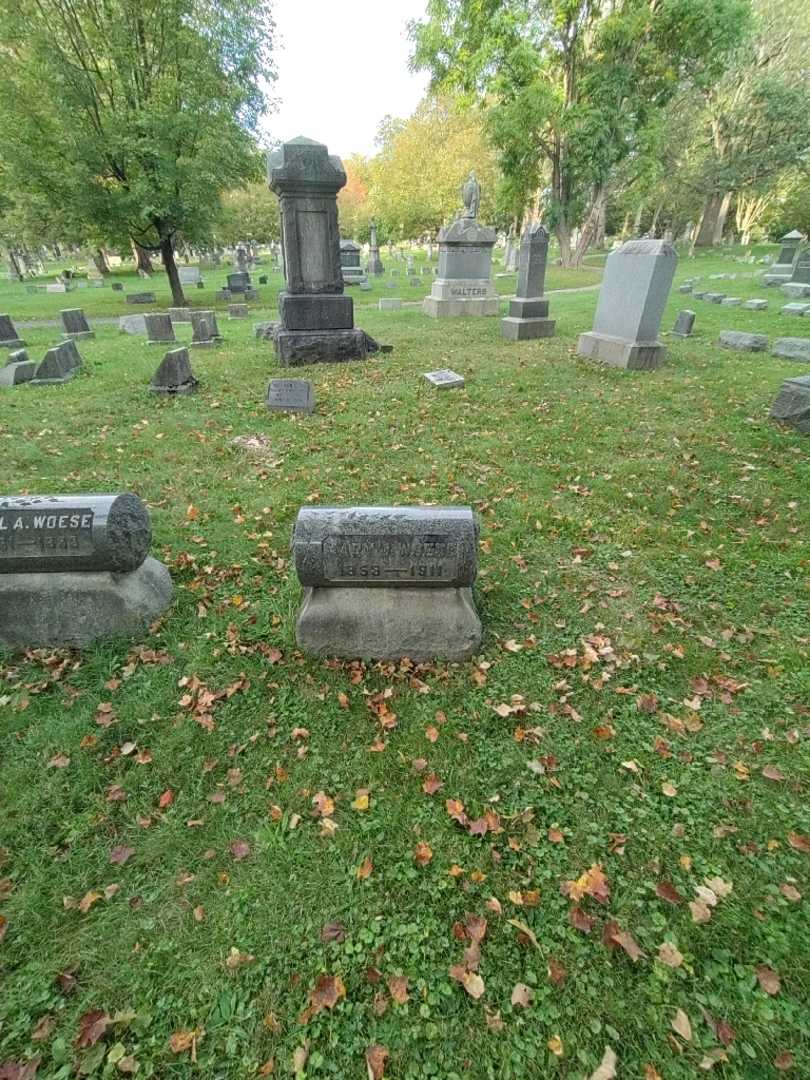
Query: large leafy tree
0 0 275 304
410 0 750 265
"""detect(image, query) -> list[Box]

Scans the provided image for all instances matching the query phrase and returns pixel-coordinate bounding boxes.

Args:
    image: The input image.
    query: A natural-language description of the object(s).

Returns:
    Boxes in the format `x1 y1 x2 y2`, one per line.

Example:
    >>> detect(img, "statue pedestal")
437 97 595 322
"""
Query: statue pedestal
423 218 498 319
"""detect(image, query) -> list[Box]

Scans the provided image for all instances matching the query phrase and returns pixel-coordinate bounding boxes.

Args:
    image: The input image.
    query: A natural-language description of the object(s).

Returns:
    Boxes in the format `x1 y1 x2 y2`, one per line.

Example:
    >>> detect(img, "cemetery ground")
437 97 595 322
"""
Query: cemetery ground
1 248 809 1080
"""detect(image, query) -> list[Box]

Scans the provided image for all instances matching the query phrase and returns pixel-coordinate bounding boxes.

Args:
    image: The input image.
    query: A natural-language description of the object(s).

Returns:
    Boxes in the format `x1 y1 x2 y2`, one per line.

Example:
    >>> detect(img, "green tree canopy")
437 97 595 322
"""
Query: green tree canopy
0 0 275 302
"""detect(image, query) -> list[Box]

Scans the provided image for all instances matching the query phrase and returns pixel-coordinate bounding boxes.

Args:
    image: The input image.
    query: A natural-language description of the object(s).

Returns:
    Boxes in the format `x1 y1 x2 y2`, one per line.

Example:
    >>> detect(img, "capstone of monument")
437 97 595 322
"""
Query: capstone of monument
763 231 803 285
0 493 173 650
30 347 75 385
189 310 222 348
367 221 384 275
144 313 176 346
340 240 368 287
672 310 695 338
501 223 555 340
266 378 315 414
770 375 810 434
150 347 199 395
267 137 380 366
0 315 25 349
423 172 498 318
781 249 810 298
577 239 677 369
292 506 482 661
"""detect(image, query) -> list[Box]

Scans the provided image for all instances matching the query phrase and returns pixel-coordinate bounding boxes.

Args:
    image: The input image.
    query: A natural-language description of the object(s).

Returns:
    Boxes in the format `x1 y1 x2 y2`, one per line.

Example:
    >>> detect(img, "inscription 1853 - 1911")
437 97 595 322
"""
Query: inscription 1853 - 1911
323 533 459 584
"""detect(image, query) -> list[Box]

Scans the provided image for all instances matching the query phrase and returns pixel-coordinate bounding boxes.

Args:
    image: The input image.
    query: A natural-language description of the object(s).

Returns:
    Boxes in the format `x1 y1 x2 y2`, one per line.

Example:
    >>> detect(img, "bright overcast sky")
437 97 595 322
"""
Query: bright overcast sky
264 0 431 159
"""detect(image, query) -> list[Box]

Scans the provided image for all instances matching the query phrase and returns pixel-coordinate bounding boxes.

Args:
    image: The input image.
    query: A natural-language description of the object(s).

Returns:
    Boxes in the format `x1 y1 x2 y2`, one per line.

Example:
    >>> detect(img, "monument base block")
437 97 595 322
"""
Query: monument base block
770 375 810 434
0 361 37 386
0 557 173 650
762 268 793 286
423 296 499 318
279 293 353 330
296 586 482 662
0 339 26 350
501 316 556 341
274 327 376 366
577 331 667 371
63 331 95 341
189 339 222 349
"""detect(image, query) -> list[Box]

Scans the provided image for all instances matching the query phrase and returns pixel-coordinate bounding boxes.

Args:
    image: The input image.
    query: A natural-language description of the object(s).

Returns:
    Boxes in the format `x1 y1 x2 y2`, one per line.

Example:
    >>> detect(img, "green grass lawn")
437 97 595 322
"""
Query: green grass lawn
1 245 808 1080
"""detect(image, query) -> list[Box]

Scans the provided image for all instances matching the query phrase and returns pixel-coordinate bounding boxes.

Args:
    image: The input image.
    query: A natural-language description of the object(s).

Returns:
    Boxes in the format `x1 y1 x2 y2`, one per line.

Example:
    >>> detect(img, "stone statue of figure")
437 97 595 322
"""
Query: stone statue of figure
462 172 481 219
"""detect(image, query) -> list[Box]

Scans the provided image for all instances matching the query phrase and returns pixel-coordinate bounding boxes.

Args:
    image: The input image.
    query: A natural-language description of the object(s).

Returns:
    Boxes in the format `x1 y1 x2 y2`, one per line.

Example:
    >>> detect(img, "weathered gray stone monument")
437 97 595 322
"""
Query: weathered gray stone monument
501 223 555 340
189 310 222 348
781 249 810 299
772 338 810 361
423 172 498 318
126 292 156 305
671 310 695 338
60 309 94 340
339 240 368 286
266 378 315 414
770 375 810 434
0 351 36 387
577 239 677 369
227 271 251 294
150 347 199 395
30 347 75 386
718 330 768 352
367 220 384 275
0 493 173 649
58 339 83 371
292 506 482 661
763 231 803 286
178 266 203 288
119 314 147 336
0 315 25 349
267 137 379 366
144 313 177 346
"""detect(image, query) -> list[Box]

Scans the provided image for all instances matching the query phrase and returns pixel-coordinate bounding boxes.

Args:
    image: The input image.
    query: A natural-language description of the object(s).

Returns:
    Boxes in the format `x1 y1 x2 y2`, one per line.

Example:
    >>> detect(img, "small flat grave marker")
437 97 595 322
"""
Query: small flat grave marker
424 368 465 389
266 378 315 414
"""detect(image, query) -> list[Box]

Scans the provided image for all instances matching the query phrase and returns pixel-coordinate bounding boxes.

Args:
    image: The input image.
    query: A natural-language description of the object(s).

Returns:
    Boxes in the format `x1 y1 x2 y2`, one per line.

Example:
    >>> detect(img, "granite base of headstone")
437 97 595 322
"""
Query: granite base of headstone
0 315 26 349
144 313 177 346
577 239 676 370
266 378 315 414
770 375 810 434
0 493 173 650
744 299 768 311
127 292 156 305
0 354 36 387
424 369 464 389
189 310 222 348
671 310 695 338
60 308 95 340
718 331 768 352
772 338 810 361
119 315 147 336
268 138 380 367
501 223 555 340
150 347 199 395
292 506 482 662
30 347 75 385
781 303 810 317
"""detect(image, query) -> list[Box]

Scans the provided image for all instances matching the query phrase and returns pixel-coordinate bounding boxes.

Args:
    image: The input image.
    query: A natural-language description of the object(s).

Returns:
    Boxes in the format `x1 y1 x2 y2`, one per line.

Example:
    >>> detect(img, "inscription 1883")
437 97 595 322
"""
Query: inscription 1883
0 508 94 558
323 533 459 584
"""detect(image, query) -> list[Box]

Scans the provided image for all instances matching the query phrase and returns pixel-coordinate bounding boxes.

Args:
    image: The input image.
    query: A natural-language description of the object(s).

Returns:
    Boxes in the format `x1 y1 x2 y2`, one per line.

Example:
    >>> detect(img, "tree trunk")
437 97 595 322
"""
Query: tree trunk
694 193 723 247
160 233 186 306
93 249 111 276
712 192 733 246
620 212 631 239
6 249 23 281
556 220 572 267
131 238 154 274
633 202 644 235
594 198 607 248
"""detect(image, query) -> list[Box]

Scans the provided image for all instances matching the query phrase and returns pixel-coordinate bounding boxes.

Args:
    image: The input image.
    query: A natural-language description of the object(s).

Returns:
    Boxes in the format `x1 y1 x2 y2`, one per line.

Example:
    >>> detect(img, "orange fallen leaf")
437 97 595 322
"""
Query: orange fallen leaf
756 964 781 995
356 855 373 880
414 842 433 867
366 1044 389 1080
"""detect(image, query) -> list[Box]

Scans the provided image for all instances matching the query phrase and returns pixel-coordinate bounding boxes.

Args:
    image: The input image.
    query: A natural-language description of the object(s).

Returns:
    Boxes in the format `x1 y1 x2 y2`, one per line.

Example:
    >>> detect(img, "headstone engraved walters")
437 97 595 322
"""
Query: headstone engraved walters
189 310 222 348
781 249 810 299
0 314 25 349
577 239 677 370
60 308 95 340
266 378 315 414
292 506 482 661
268 137 380 366
144 312 177 345
763 230 803 286
501 223 555 340
770 375 810 434
423 172 498 319
0 493 173 649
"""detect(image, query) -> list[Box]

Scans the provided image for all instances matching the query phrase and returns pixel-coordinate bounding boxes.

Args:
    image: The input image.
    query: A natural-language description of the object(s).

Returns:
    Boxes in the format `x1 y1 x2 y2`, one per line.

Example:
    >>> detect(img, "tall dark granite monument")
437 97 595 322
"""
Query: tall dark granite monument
268 137 379 366
501 223 555 340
